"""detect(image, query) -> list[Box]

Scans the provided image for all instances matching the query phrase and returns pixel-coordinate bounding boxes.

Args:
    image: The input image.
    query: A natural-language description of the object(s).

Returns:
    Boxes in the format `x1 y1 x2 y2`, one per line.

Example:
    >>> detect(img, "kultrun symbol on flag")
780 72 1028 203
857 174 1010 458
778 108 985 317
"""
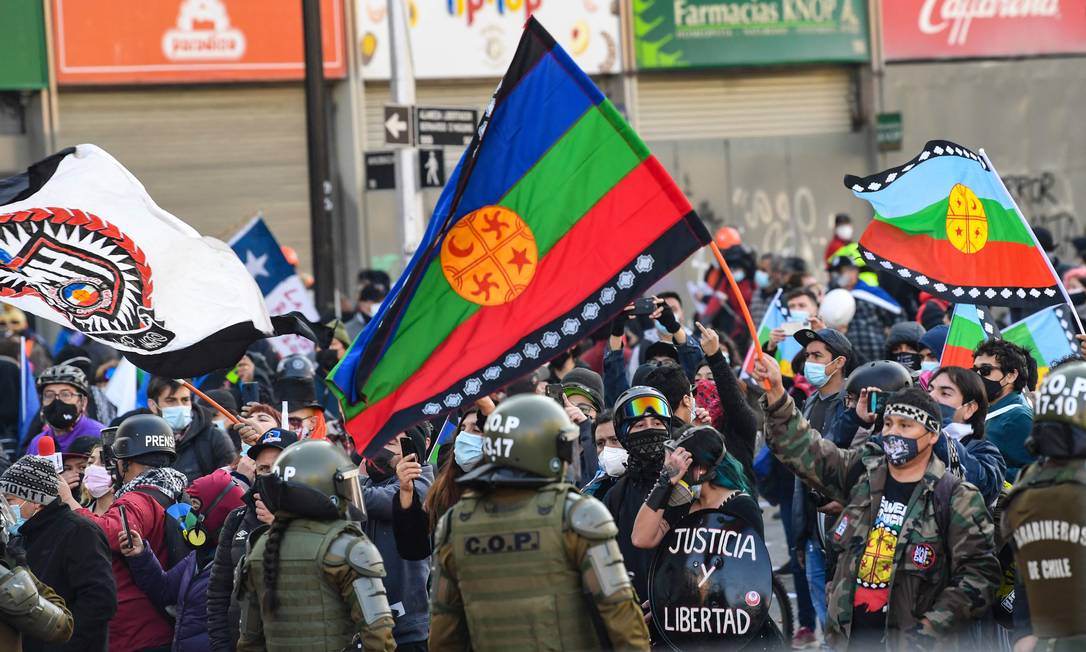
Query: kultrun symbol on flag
440 205 538 306
946 183 988 254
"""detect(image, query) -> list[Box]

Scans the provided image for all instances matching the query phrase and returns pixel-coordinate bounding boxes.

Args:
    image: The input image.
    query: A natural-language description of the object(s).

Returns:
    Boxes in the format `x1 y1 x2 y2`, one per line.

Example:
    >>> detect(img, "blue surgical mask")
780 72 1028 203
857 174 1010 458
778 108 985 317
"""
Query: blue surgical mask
240 442 252 456
733 269 747 283
454 432 484 471
921 361 940 373
161 405 193 431
754 270 771 289
804 362 831 388
6 504 25 535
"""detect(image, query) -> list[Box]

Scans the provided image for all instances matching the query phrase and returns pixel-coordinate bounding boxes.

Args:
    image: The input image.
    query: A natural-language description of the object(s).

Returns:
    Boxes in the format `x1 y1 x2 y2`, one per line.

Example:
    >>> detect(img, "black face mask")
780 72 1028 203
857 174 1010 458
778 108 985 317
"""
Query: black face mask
365 449 396 483
622 427 669 477
981 375 1005 402
42 400 80 429
893 352 921 371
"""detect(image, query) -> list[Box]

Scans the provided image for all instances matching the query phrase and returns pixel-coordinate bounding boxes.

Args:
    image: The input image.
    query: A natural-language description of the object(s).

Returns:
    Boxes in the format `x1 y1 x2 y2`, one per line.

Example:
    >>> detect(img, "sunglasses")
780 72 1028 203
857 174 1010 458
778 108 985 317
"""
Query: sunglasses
619 395 672 423
972 364 1002 378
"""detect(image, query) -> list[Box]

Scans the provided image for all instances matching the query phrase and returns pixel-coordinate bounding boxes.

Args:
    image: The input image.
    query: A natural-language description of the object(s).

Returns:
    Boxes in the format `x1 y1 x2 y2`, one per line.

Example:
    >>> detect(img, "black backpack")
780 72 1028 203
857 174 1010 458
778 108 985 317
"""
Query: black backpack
133 487 192 569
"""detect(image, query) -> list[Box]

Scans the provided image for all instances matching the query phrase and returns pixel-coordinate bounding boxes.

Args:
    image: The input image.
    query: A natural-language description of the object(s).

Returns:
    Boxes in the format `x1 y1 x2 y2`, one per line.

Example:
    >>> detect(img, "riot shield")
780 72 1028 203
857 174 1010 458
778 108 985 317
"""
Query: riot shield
648 508 774 651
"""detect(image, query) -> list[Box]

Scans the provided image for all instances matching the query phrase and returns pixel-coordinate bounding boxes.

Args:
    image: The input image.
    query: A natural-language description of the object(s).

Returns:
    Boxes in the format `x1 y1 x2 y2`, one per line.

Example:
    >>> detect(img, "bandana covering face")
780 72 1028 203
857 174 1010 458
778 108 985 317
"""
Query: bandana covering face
621 427 668 477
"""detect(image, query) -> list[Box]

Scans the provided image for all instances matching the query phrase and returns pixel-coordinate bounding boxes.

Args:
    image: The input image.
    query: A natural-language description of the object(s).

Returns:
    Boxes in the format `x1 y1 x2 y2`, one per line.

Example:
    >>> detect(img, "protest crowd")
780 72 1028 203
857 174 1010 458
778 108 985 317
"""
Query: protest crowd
0 213 1083 652
0 15 1083 652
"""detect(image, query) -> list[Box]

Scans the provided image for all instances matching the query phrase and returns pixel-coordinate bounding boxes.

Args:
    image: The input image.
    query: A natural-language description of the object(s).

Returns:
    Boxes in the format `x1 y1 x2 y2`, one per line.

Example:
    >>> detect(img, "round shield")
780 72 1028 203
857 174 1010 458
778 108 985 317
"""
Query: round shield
649 508 773 651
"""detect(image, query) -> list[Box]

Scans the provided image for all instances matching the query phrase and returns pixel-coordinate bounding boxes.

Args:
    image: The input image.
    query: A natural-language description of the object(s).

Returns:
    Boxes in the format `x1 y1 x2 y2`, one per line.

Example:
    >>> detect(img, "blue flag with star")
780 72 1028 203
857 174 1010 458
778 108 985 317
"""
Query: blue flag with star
229 216 319 357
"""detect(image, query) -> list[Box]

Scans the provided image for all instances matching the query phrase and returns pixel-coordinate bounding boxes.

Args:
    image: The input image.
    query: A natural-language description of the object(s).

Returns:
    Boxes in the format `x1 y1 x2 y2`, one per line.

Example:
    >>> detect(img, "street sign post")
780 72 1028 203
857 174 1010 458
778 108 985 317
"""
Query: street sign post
414 106 478 147
383 105 412 146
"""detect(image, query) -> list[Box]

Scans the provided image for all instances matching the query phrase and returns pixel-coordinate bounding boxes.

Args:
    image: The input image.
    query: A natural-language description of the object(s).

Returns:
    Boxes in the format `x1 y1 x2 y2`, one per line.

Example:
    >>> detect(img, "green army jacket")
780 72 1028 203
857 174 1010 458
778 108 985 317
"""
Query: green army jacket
762 393 1001 650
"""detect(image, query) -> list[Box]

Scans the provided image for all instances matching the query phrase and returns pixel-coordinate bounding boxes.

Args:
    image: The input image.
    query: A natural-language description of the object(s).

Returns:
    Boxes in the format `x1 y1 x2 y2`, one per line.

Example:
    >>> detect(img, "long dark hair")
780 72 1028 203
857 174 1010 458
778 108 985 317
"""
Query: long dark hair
261 515 292 615
424 408 482 532
930 366 989 438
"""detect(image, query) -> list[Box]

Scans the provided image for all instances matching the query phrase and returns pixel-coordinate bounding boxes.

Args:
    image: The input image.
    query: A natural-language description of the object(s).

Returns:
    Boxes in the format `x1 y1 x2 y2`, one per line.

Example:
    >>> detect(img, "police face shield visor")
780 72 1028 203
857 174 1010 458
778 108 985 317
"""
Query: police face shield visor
619 395 673 424
335 467 365 518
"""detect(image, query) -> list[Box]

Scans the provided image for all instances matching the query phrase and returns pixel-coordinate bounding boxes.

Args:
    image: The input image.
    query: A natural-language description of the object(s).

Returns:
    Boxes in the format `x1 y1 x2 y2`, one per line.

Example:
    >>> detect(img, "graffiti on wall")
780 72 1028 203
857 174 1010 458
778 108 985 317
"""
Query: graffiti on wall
1002 170 1078 257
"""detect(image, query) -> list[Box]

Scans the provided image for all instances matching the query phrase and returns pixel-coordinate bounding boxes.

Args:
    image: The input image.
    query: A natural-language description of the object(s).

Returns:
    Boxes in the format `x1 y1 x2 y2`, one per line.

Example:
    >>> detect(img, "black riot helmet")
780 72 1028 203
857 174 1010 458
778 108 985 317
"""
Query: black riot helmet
843 360 913 402
111 414 177 462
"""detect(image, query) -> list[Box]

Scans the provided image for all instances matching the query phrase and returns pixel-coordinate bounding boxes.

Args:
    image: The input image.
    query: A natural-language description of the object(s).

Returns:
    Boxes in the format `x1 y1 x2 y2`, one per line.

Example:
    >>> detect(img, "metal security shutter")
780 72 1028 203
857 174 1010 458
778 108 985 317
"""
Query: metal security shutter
57 86 313 268
636 67 854 142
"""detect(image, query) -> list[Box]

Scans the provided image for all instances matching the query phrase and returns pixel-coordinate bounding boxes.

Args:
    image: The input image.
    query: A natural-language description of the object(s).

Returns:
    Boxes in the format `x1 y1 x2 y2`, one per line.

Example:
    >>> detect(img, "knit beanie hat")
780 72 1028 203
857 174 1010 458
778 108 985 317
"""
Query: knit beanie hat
0 456 59 505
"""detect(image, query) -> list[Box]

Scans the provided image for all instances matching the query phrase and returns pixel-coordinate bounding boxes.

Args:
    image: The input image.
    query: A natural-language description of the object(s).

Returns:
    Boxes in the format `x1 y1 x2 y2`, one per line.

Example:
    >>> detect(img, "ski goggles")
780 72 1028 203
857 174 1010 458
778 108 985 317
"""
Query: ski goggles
618 394 672 423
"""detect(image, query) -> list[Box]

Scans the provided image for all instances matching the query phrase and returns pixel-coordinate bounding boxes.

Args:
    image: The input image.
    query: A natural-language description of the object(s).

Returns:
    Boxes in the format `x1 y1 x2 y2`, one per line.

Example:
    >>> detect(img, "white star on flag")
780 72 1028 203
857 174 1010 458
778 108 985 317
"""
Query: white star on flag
244 251 269 278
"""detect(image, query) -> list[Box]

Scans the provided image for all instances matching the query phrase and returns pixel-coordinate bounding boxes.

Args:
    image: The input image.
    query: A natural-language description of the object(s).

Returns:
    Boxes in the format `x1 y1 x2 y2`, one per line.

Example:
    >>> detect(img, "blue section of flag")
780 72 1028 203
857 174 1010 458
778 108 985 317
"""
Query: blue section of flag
228 217 296 297
850 153 1015 217
330 42 608 405
19 339 40 448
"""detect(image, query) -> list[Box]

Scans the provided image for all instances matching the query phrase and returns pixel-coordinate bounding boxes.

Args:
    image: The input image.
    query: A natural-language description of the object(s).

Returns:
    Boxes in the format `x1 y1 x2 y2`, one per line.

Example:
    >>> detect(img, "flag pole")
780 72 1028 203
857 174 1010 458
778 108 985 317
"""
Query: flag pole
181 380 241 425
708 242 769 387
981 149 1085 335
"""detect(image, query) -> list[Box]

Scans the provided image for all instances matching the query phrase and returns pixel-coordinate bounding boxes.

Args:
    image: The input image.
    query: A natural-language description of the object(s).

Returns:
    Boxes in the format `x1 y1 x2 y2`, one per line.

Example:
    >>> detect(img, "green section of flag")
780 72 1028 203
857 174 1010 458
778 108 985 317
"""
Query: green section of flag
945 308 987 351
1002 322 1046 370
873 197 1034 244
362 102 645 404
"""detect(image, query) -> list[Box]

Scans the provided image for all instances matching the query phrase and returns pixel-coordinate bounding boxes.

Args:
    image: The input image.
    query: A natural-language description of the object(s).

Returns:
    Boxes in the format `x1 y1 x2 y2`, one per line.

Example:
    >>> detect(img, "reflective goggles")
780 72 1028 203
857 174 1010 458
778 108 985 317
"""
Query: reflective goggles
619 394 672 423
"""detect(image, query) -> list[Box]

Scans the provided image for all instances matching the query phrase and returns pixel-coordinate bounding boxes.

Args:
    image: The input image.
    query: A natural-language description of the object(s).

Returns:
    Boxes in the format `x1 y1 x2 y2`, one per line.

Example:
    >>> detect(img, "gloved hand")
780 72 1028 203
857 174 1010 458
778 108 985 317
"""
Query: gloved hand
656 301 681 334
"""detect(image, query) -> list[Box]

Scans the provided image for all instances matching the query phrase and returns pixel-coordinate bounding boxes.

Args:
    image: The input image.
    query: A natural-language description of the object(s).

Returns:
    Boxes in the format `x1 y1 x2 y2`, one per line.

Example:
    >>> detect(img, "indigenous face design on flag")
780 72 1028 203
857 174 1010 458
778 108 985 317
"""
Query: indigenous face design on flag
0 207 175 351
846 140 1061 308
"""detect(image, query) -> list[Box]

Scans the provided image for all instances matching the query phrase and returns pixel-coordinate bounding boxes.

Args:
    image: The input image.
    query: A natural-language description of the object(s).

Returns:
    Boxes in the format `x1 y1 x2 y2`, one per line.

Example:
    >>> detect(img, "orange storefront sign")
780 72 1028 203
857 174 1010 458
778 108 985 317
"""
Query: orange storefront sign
53 0 345 84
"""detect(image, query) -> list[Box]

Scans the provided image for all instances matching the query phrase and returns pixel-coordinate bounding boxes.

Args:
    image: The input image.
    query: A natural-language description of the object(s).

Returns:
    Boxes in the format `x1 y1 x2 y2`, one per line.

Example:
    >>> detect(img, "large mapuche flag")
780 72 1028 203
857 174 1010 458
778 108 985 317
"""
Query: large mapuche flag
0 145 307 377
846 140 1061 308
331 17 710 453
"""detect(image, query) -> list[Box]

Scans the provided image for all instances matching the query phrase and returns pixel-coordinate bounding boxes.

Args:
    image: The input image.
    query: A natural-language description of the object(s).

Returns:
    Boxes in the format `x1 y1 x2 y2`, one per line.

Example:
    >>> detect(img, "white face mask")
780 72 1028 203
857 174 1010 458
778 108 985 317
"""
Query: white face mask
835 224 854 240
943 422 974 442
598 446 628 477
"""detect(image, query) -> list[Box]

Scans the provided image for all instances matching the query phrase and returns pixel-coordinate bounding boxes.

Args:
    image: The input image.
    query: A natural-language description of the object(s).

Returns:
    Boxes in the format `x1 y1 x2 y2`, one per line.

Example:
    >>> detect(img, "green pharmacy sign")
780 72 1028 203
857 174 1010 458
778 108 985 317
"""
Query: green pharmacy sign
634 0 870 69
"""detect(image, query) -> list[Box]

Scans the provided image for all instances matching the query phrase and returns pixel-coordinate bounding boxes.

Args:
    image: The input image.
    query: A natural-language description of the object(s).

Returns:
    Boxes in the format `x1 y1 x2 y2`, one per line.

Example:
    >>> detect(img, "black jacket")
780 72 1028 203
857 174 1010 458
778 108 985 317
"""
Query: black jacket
705 351 757 488
172 405 236 484
15 500 117 652
207 503 262 652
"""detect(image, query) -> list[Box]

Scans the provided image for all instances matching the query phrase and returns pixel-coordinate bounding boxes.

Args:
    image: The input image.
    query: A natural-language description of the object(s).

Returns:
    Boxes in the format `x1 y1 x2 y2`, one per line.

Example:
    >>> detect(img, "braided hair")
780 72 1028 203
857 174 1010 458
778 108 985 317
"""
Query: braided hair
261 515 292 615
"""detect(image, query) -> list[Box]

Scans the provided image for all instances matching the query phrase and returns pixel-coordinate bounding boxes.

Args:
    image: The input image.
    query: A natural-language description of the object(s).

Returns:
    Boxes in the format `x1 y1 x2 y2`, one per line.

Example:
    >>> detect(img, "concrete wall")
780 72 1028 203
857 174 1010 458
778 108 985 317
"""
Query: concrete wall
880 57 1086 262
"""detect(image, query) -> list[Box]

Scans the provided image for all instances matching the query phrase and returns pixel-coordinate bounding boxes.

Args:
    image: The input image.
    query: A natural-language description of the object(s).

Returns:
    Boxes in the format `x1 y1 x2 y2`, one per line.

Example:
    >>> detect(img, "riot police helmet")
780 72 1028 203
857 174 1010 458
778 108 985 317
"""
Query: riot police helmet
1028 358 1086 459
458 394 578 488
257 439 364 519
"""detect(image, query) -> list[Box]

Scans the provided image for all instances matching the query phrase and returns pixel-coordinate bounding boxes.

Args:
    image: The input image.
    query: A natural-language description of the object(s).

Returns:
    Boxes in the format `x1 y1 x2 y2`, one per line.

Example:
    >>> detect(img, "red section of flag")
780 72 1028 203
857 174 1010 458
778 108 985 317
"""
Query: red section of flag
860 221 1056 288
940 344 976 370
347 158 688 446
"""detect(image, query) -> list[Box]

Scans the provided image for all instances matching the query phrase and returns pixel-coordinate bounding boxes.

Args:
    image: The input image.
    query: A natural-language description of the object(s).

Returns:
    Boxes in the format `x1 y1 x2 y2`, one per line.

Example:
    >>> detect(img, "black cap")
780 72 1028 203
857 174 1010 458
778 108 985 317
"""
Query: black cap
828 255 857 271
795 328 854 361
247 427 300 459
644 340 680 364
62 435 100 459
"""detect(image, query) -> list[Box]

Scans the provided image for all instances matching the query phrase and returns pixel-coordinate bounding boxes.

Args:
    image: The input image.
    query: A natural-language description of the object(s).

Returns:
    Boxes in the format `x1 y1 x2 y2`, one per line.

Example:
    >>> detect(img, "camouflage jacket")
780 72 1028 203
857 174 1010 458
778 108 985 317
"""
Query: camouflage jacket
763 393 1002 650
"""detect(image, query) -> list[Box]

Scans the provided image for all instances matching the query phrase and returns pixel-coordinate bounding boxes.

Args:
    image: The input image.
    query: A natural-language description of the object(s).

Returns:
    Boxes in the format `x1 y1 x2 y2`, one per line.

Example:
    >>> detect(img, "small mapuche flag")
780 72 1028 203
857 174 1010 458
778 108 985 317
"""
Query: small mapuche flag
329 18 710 454
1003 305 1079 382
941 303 1001 370
846 141 1062 309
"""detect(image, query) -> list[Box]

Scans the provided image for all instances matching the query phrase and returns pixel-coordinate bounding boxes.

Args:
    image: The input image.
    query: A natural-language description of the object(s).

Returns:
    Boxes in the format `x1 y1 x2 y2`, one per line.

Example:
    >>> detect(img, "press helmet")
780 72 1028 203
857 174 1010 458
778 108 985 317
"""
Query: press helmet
1028 359 1086 458
111 414 177 462
459 394 578 487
